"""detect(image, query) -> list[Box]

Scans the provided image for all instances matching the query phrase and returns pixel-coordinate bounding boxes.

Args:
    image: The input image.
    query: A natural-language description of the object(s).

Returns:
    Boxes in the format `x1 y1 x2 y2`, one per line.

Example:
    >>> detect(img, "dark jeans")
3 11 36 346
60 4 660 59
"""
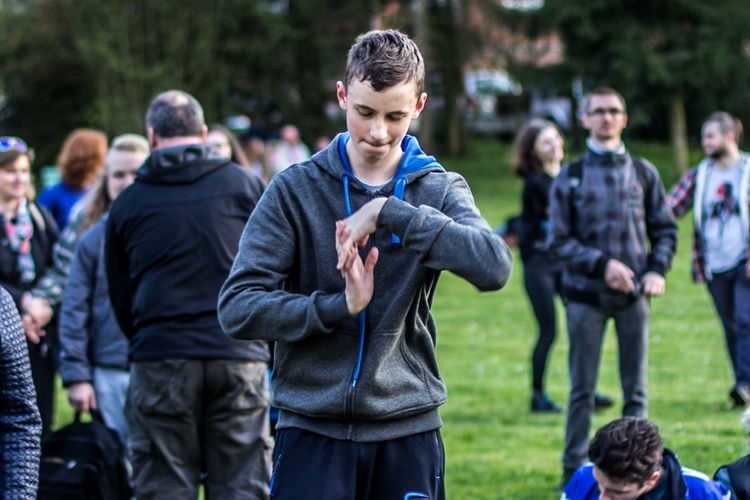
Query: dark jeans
126 359 273 499
270 428 445 500
562 297 649 471
522 253 562 392
707 261 750 386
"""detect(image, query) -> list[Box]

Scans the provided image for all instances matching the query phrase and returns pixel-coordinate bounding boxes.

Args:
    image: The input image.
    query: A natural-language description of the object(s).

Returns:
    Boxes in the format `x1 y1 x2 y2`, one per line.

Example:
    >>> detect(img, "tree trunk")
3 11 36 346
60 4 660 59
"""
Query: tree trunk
670 98 689 173
413 0 434 154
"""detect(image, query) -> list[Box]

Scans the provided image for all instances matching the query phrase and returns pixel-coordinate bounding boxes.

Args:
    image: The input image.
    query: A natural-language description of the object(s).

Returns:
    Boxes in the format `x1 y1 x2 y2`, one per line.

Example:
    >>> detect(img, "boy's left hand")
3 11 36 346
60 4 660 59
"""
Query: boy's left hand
336 197 388 272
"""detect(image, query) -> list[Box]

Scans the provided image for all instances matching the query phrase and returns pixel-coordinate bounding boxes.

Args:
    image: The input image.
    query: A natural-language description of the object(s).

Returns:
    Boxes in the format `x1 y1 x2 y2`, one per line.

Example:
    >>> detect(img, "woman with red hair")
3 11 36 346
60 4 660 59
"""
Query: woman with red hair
37 129 107 230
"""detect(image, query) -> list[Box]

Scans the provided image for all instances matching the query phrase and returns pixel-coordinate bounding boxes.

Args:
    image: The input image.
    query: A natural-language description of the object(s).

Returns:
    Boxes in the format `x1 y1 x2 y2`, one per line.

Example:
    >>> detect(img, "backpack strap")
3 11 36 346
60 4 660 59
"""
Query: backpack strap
567 158 584 237
28 202 46 233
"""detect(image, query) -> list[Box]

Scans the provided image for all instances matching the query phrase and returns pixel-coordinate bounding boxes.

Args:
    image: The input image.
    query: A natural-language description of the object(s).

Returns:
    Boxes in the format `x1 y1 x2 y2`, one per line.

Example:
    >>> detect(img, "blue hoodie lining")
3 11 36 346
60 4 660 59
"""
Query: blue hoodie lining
337 133 442 387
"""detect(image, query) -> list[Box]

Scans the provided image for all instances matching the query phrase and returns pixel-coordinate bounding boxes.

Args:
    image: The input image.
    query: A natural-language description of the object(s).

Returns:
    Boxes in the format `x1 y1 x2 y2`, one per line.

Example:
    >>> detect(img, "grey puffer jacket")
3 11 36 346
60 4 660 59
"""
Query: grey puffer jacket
547 148 678 309
219 133 512 442
59 217 128 386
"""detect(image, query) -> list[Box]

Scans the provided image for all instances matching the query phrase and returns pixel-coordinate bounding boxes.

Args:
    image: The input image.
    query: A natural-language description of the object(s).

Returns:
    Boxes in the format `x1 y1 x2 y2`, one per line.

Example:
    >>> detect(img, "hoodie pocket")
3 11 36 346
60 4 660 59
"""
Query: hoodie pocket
272 333 360 418
353 331 445 419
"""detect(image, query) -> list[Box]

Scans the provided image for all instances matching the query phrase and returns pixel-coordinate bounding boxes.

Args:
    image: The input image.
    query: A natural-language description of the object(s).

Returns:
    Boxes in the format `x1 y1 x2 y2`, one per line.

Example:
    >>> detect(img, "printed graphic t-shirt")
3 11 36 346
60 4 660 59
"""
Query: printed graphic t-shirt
702 160 747 273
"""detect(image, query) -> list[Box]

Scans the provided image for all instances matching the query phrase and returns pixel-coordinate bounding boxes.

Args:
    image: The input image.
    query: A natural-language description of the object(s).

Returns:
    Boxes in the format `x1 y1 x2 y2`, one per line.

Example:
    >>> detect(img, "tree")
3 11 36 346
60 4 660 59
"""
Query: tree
519 0 750 171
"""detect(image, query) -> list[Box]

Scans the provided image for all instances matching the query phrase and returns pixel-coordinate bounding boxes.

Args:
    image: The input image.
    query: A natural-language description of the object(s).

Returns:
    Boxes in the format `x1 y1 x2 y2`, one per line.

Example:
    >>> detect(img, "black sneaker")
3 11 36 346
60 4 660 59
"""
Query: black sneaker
531 392 562 413
594 392 614 409
730 383 750 408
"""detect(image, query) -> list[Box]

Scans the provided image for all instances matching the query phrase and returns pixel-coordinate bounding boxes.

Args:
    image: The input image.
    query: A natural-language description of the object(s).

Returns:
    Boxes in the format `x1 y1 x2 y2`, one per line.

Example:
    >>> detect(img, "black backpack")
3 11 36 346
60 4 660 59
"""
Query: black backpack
38 410 132 500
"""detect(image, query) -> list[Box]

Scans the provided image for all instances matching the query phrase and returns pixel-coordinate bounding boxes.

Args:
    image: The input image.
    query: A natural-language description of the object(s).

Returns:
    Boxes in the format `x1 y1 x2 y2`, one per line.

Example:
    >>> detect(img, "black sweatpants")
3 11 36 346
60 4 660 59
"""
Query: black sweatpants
270 427 445 499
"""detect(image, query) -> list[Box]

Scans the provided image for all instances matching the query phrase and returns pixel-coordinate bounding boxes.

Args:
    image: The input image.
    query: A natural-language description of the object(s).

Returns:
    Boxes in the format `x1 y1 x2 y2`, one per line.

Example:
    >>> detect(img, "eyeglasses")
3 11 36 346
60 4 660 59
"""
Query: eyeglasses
0 137 28 153
588 108 625 117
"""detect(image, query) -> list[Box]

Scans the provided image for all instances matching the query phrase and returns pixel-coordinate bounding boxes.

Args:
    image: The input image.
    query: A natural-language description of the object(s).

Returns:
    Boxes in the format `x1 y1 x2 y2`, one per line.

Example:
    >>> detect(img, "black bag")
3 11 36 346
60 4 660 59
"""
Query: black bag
38 410 132 500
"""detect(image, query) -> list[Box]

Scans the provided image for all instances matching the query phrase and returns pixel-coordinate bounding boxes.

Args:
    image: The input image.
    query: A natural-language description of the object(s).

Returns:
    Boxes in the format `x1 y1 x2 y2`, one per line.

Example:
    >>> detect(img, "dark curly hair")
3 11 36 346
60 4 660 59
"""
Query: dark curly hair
588 417 663 485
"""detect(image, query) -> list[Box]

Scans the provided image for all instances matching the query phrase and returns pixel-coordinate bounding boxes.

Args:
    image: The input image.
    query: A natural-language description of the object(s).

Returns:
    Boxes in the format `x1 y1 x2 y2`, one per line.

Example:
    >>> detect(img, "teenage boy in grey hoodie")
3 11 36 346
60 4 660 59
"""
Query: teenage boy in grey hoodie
219 29 512 499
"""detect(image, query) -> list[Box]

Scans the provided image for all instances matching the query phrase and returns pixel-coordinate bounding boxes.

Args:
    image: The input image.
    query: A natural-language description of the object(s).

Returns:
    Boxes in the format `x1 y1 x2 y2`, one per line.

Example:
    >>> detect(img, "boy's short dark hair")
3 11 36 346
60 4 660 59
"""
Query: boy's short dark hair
344 29 425 96
146 90 205 139
588 417 663 486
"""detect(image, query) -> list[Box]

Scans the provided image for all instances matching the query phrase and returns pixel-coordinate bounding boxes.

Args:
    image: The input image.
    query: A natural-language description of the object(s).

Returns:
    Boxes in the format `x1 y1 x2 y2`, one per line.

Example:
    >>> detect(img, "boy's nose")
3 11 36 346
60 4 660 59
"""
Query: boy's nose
370 121 387 141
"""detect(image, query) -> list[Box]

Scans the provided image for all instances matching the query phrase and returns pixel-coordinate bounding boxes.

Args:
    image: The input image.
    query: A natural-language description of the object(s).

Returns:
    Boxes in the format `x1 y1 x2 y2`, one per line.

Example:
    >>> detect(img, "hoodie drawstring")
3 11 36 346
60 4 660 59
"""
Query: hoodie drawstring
341 173 367 389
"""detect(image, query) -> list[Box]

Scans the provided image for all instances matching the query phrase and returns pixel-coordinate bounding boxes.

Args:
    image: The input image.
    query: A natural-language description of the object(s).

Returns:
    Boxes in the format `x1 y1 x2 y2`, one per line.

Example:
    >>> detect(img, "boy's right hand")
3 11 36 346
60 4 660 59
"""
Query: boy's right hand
342 246 379 316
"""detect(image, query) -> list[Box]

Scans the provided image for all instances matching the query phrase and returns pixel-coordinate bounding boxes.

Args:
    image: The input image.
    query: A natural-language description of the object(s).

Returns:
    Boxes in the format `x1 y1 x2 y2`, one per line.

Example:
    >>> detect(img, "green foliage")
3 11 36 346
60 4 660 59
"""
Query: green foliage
536 0 750 139
0 0 373 165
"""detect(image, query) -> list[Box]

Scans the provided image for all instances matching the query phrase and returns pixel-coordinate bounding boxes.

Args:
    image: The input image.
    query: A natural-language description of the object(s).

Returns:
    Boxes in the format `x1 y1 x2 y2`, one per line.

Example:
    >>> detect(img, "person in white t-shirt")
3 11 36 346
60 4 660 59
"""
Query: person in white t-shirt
668 111 750 408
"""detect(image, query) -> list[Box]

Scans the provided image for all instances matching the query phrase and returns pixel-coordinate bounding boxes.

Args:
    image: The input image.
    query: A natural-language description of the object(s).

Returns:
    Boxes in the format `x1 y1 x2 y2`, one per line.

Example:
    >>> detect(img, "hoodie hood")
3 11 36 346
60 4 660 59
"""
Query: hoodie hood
333 132 443 184
332 132 444 243
643 448 687 500
137 143 230 185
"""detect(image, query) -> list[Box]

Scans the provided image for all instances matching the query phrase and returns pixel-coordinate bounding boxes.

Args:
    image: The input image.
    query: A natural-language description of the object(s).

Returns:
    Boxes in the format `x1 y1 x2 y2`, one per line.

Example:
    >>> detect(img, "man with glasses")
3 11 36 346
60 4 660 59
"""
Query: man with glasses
547 87 678 487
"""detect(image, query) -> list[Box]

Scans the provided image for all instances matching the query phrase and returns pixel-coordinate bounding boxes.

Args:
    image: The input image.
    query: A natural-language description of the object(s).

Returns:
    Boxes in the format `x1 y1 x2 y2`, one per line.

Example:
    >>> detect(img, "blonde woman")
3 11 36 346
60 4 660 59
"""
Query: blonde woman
59 134 149 447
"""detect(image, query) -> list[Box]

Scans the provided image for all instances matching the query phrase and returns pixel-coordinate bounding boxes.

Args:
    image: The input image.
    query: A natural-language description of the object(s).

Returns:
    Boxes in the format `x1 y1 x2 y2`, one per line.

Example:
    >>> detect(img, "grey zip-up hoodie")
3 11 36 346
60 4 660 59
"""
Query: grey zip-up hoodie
219 133 512 442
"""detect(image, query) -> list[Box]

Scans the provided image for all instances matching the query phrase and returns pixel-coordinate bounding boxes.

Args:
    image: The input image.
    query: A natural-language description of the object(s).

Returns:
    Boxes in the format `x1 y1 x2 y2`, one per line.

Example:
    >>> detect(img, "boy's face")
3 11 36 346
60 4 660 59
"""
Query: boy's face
592 466 660 500
336 78 427 171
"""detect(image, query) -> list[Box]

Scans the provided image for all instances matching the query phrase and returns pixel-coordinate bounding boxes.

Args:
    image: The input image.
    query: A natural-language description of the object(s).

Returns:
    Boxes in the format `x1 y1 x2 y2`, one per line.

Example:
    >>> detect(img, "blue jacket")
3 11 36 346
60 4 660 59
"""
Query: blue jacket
37 181 86 231
562 449 730 499
59 217 128 386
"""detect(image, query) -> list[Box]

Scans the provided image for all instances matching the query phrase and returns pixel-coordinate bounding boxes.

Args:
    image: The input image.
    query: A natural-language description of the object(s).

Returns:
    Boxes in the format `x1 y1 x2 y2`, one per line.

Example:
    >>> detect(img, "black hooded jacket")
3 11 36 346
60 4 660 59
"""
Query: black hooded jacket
106 144 268 362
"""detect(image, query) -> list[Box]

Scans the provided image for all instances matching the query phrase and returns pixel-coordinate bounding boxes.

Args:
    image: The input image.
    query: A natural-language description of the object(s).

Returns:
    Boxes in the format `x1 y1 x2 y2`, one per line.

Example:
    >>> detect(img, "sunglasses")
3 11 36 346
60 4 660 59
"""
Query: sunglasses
0 136 29 153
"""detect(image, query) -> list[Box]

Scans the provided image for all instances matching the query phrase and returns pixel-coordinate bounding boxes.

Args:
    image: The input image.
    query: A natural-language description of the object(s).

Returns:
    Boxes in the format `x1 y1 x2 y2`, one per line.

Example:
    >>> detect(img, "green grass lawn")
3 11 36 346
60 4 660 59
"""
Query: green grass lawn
52 138 744 499
434 138 744 498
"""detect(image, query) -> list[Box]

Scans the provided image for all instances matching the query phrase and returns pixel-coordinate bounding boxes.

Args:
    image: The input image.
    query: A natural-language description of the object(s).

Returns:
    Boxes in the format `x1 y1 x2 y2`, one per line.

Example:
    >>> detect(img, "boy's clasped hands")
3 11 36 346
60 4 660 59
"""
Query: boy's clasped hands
335 197 388 315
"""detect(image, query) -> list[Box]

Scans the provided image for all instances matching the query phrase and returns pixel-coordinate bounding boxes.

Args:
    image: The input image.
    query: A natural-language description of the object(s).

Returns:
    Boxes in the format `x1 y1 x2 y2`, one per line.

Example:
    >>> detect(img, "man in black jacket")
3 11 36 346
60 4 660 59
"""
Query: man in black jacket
106 90 271 499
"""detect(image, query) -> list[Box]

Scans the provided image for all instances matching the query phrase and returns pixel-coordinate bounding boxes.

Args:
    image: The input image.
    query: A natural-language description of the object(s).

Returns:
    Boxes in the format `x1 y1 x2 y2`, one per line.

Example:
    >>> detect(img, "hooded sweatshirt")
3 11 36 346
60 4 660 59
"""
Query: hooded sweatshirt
219 133 512 442
106 143 268 363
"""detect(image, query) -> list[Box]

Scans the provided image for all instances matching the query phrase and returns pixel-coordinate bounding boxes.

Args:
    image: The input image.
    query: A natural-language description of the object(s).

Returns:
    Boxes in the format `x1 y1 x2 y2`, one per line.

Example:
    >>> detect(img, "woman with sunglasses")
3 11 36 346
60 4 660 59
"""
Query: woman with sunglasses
0 136 60 437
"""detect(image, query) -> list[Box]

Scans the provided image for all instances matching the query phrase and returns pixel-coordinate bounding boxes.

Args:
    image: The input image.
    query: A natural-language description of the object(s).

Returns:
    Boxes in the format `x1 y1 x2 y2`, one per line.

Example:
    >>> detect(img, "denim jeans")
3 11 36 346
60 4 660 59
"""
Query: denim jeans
93 366 130 450
707 261 750 386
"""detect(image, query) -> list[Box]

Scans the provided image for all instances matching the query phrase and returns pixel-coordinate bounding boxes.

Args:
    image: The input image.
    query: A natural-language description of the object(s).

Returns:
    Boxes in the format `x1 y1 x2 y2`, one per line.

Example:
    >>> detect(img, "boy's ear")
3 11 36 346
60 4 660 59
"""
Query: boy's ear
412 92 428 119
336 81 347 110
